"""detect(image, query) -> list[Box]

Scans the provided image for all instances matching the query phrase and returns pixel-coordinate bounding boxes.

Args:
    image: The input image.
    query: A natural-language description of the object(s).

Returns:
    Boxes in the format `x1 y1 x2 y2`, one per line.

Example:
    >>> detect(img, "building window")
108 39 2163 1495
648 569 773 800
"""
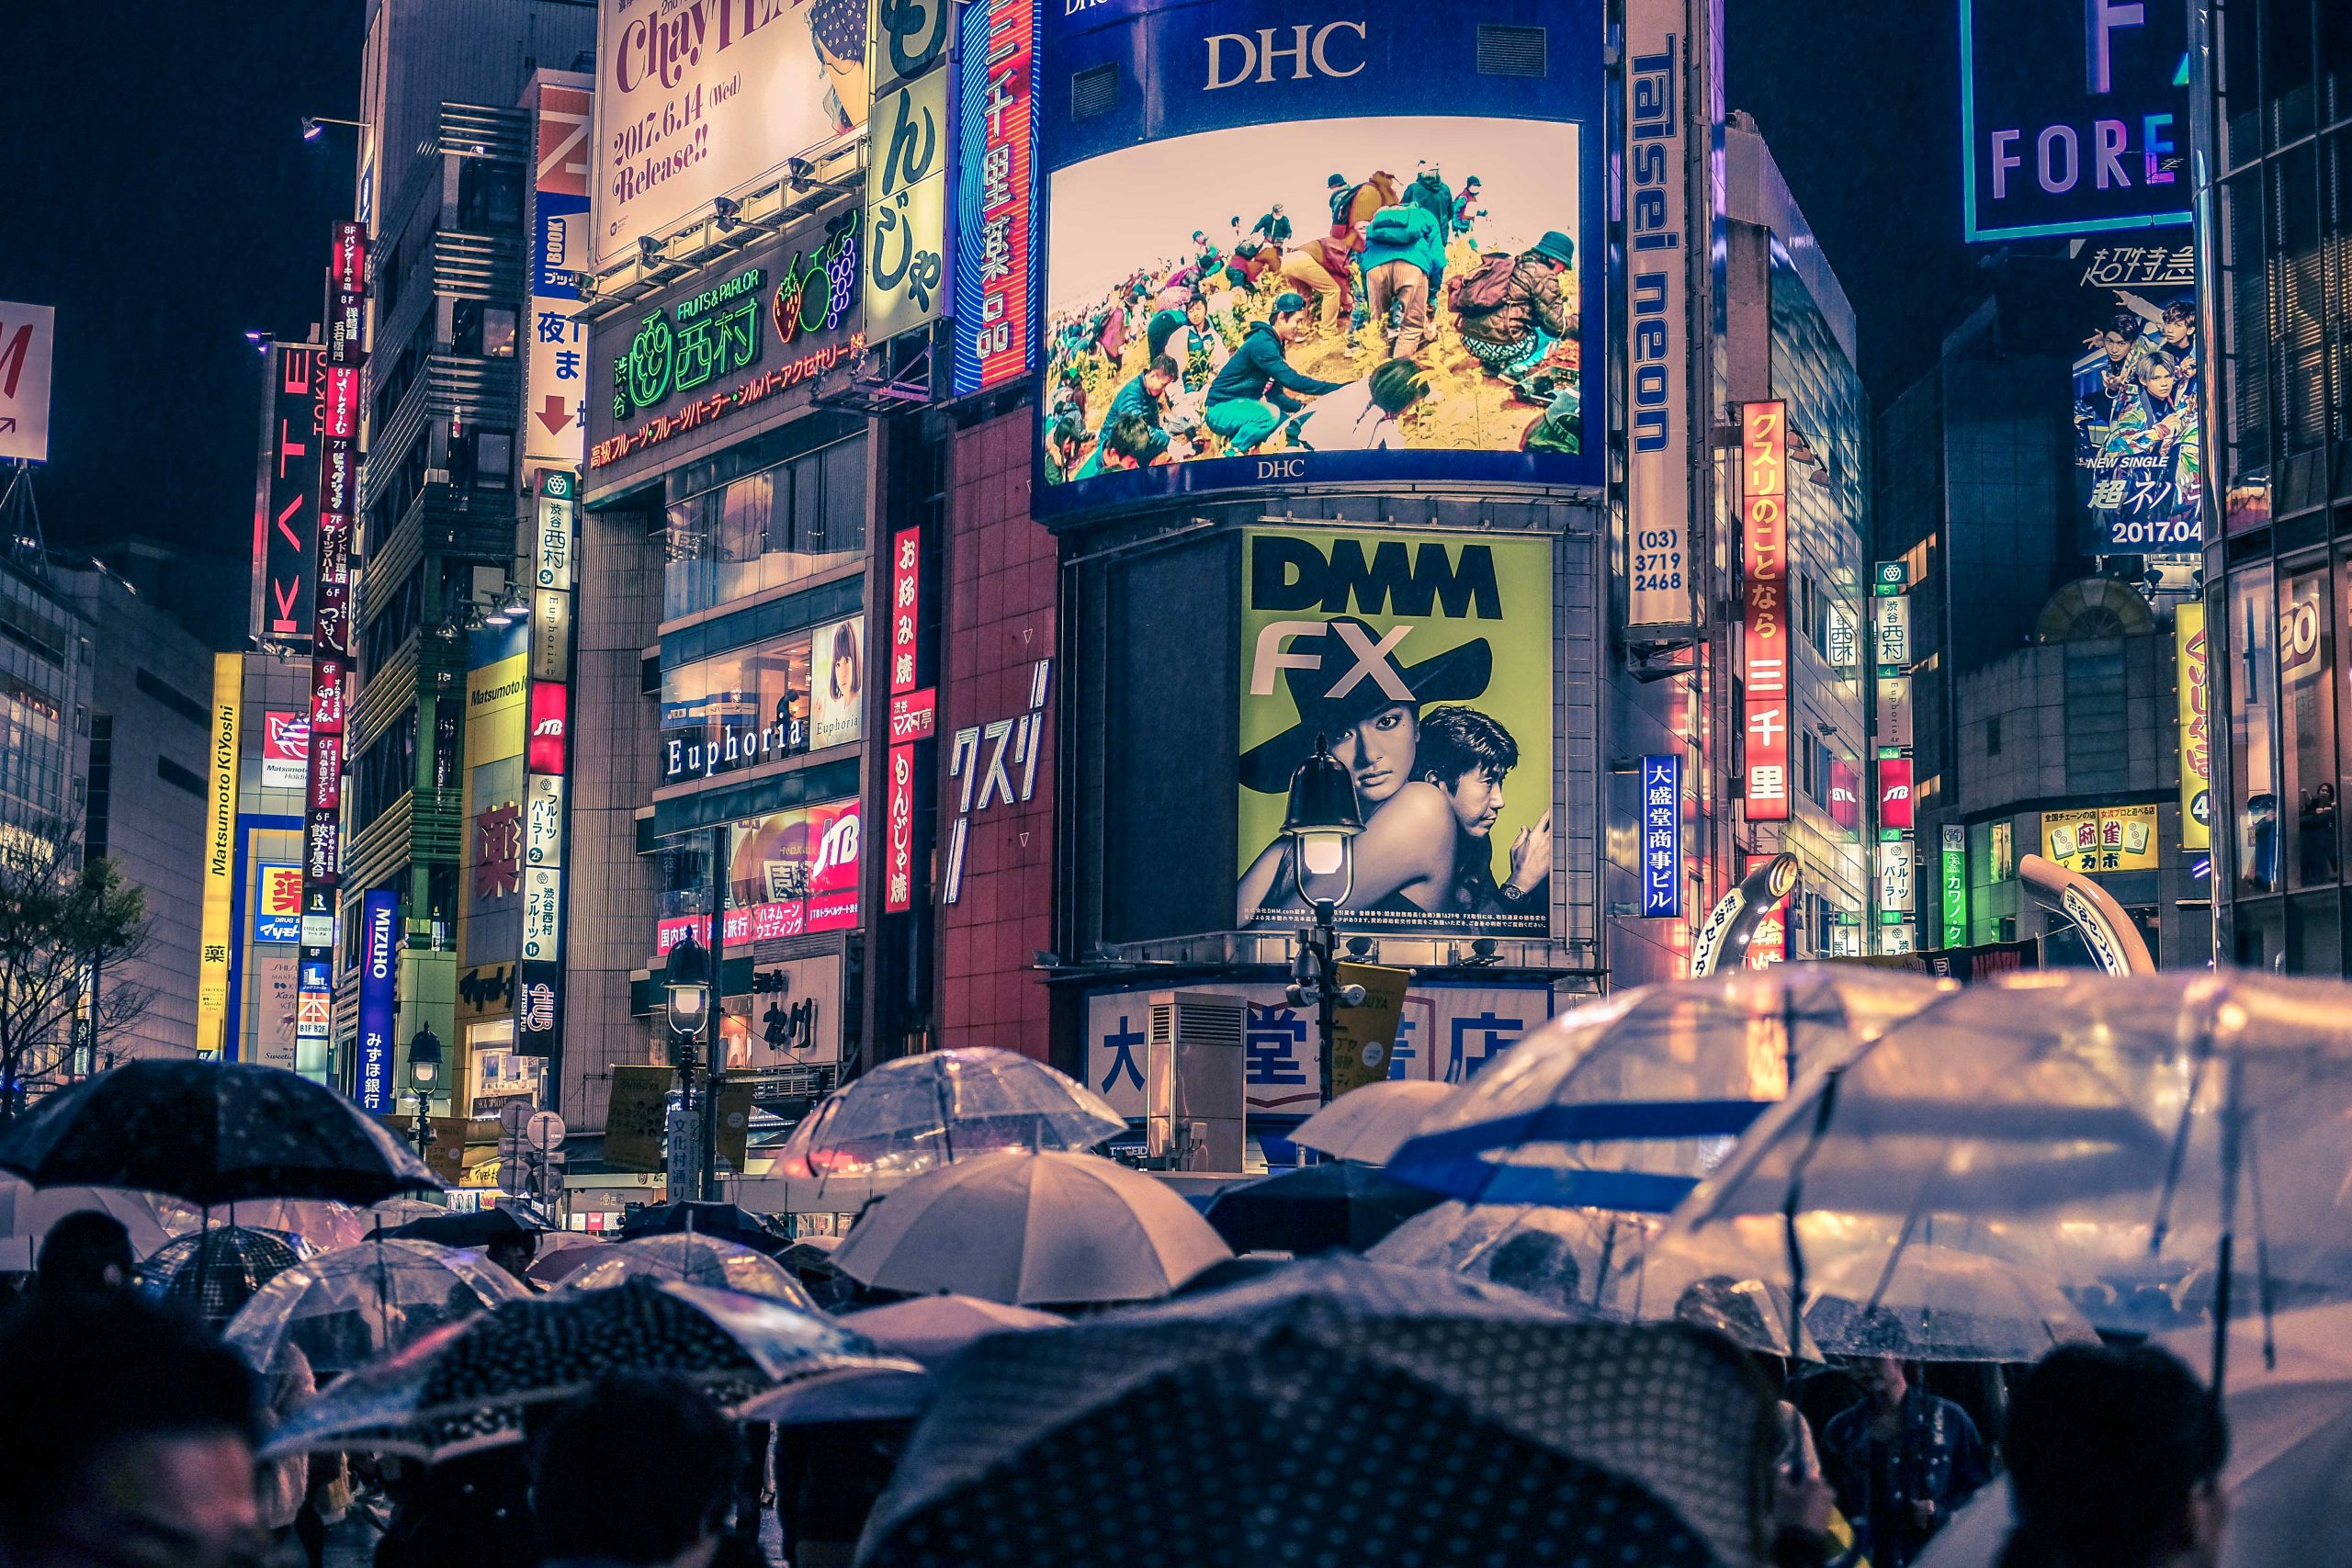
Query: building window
86 715 111 861
2282 564 2336 886
2232 567 2280 896
1985 715 2002 756
658 615 865 785
664 435 869 618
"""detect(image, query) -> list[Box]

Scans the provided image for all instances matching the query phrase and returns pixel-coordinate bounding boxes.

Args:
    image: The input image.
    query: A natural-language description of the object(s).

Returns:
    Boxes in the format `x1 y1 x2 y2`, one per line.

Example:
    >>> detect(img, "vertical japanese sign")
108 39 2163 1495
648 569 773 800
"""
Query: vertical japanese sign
885 742 917 914
1743 852 1792 965
198 654 242 1058
526 81 592 474
356 889 399 1114
518 471 577 1059
888 527 921 696
300 222 368 1075
1623 0 1692 633
2174 602 2210 851
1875 585 1912 671
1639 755 1681 919
0 300 55 463
1878 755 1914 833
1940 822 1967 949
952 0 1037 395
1741 400 1790 821
251 343 321 646
866 0 952 349
1878 840 1916 926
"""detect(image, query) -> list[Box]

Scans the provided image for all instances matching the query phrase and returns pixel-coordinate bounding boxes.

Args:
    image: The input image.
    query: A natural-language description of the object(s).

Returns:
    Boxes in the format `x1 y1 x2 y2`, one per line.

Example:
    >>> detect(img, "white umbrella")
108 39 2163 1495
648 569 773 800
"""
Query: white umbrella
1917 1304 2352 1568
0 1177 182 1269
831 1151 1231 1305
1289 1080 1453 1164
842 1294 1067 1361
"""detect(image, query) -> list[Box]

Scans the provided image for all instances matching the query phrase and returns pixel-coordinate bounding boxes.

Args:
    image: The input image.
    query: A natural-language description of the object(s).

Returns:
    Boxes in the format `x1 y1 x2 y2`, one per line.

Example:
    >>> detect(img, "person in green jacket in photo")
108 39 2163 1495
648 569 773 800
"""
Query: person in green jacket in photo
1358 201 1446 359
1203 294 1343 456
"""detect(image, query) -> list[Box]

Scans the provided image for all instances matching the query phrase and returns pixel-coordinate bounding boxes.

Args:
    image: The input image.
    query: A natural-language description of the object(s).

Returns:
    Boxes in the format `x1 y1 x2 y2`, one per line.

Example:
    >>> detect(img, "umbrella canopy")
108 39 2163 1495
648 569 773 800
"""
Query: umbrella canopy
840 1295 1067 1362
560 1235 818 1307
1286 1079 1453 1164
0 1178 182 1269
523 1234 609 1289
770 1049 1125 1193
1389 966 1955 1211
141 1224 304 1326
387 1206 544 1249
858 1256 1774 1568
217 1199 371 1251
260 1277 918 1461
1917 1305 2352 1568
616 1200 792 1255
831 1151 1230 1306
368 1197 451 1228
1803 1243 2098 1363
1202 1160 1444 1255
0 1060 440 1207
224 1236 526 1375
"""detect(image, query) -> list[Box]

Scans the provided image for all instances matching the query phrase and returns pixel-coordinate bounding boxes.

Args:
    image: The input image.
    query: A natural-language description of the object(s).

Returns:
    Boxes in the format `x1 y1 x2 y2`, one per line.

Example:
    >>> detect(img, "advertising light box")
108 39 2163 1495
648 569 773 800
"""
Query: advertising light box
1035 0 1603 515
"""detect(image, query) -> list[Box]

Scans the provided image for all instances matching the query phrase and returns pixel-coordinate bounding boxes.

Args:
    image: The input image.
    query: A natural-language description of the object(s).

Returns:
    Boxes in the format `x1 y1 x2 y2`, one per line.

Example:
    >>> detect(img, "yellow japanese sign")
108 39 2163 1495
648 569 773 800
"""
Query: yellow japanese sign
2041 806 2160 874
197 654 241 1057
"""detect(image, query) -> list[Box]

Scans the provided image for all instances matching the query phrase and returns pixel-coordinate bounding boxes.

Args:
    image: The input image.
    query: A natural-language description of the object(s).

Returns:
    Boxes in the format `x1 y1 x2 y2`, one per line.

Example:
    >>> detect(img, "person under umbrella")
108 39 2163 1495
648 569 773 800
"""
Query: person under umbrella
616 1200 794 1256
532 1372 744 1568
33 1209 135 1303
1818 1351 1990 1568
389 1206 544 1285
141 1224 303 1329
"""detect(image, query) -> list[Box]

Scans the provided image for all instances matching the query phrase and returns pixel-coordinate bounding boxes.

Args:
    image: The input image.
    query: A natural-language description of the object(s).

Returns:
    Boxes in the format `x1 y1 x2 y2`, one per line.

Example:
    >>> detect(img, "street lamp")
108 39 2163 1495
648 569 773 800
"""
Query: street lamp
665 929 711 1036
300 114 370 141
665 926 716 1201
407 1024 442 1161
1281 736 1365 1108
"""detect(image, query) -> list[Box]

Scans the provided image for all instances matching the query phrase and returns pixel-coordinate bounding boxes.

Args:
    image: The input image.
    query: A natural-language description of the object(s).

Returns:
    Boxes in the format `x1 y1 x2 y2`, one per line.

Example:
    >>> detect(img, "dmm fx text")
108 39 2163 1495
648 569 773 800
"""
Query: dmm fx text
1248 536 1502 695
1626 35 1679 456
1204 18 1364 89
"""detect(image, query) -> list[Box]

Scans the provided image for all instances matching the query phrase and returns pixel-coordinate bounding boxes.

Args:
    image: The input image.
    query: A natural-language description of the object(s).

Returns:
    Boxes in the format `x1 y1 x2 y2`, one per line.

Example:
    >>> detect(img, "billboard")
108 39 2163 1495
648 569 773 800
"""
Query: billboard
808 613 866 750
251 344 321 647
1237 528 1552 938
864 0 950 348
0 301 54 463
590 0 869 268
951 0 1040 396
1961 0 2189 242
1879 755 1915 832
2042 804 2159 873
2175 602 2210 850
654 799 864 951
356 889 399 1115
1035 0 1603 513
254 865 304 944
198 655 241 1057
1638 754 1680 919
261 709 309 791
526 80 593 472
1622 0 1693 632
2069 241 2199 553
1741 401 1790 821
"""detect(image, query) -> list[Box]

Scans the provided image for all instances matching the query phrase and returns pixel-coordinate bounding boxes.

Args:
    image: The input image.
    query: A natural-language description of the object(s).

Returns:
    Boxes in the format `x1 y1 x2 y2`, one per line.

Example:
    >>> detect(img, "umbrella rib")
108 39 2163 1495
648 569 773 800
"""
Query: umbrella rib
1778 1067 1844 1355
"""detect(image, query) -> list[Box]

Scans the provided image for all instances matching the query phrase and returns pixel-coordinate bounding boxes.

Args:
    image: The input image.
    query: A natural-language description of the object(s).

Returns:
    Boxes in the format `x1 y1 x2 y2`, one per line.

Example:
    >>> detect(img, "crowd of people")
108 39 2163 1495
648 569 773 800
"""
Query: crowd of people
1044 158 1584 484
0 1204 2238 1568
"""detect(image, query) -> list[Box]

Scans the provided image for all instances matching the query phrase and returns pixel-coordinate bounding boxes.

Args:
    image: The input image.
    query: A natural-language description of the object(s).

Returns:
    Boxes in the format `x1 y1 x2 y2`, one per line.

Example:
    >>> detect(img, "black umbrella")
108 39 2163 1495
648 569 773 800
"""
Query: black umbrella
618 1200 792 1256
141 1224 303 1327
0 1060 439 1207
1202 1160 1444 1255
388 1206 546 1248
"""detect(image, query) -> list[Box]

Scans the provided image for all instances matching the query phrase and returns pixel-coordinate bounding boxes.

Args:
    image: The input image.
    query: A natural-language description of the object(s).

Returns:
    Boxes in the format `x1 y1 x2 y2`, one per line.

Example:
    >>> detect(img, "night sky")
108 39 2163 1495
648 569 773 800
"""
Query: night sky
0 1 1977 570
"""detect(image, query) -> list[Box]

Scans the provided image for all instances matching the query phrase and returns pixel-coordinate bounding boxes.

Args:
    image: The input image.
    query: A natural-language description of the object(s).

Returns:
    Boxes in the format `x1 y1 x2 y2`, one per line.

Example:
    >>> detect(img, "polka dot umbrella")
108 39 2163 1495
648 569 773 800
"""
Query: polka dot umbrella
259 1276 921 1463
859 1255 1777 1568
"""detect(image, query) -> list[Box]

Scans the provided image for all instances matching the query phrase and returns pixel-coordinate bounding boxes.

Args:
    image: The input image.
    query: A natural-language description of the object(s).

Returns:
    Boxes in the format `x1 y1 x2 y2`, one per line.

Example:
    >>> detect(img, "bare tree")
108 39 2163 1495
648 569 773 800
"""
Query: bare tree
0 817 153 1121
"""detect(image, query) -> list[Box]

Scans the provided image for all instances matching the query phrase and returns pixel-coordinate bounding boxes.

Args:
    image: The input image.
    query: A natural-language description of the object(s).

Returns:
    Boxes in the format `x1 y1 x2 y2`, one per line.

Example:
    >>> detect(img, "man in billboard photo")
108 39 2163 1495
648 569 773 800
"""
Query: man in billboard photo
1415 705 1553 917
1290 358 1430 452
1455 231 1578 392
1073 412 1171 479
1202 293 1346 455
1359 199 1446 361
1250 203 1294 244
1278 225 1365 341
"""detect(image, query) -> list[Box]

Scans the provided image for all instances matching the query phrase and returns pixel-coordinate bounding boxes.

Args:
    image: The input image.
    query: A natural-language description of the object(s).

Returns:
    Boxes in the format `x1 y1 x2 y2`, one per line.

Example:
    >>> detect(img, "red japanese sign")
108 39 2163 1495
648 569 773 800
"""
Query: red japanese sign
527 682 569 775
1741 400 1790 823
956 0 1037 396
889 688 936 741
1878 756 1915 830
890 527 922 696
886 742 916 913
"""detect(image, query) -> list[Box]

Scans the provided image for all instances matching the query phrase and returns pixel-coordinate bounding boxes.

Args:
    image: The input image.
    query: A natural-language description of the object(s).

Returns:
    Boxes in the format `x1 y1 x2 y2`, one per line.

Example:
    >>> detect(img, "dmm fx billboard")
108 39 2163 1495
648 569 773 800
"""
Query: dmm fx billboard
590 0 871 268
1623 0 1694 633
1962 0 2189 242
1238 528 1553 939
1035 0 1603 514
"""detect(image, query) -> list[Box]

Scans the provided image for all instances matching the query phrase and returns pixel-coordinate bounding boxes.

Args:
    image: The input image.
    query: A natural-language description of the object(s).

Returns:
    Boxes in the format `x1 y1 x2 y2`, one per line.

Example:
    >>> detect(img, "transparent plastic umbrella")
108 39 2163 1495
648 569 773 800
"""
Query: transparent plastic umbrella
224 1236 526 1376
1288 1080 1455 1164
1800 1243 2098 1363
1369 1200 1650 1315
215 1200 372 1251
770 1048 1125 1201
560 1235 817 1307
140 1225 305 1327
1389 966 1957 1212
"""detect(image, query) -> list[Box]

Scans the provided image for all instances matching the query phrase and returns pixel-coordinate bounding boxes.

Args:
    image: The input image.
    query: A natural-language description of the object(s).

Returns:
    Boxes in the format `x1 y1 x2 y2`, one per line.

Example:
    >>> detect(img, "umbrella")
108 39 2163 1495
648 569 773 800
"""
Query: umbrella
224 1236 526 1375
1803 1243 2098 1363
1917 1305 2352 1568
0 1060 439 1207
141 1224 303 1326
1667 970 2352 1370
858 1256 1774 1568
1286 1079 1453 1164
388 1206 544 1249
560 1235 818 1307
1389 965 1955 1210
770 1049 1125 1198
0 1178 183 1269
260 1277 919 1461
617 1200 792 1255
368 1197 451 1228
840 1295 1066 1361
1201 1160 1443 1255
831 1151 1230 1306
524 1234 609 1288
218 1199 371 1251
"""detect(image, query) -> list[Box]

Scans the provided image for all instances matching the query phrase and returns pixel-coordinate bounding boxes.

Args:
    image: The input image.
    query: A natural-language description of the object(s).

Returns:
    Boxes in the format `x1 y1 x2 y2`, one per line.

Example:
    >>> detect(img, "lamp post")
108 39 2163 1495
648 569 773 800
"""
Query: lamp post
1281 736 1366 1109
407 1025 442 1163
663 925 714 1201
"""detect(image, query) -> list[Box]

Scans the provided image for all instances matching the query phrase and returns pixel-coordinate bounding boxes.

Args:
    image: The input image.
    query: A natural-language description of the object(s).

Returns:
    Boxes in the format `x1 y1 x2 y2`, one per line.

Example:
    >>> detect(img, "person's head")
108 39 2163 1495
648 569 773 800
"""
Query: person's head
1048 412 1086 466
2000 1345 2228 1568
1102 413 1166 471
534 1372 743 1568
829 620 861 701
486 1229 539 1282
1463 176 1483 196
1327 173 1348 192
2103 313 2138 364
808 0 868 127
1192 230 1207 246
1483 1229 1577 1302
1528 230 1577 276
1856 1353 1908 1410
1267 291 1314 344
2163 300 2196 345
2140 355 2178 405
1336 703 1419 803
1367 357 1431 418
1185 295 1208 327
1415 705 1519 838
1143 354 1182 397
1271 202 1284 217
37 1211 134 1298
1417 159 1441 181
0 1294 263 1568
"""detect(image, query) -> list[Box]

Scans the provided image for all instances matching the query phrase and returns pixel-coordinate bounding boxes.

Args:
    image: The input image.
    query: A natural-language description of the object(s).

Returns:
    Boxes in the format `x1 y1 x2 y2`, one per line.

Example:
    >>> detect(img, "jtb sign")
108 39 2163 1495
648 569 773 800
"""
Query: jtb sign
1962 0 2189 241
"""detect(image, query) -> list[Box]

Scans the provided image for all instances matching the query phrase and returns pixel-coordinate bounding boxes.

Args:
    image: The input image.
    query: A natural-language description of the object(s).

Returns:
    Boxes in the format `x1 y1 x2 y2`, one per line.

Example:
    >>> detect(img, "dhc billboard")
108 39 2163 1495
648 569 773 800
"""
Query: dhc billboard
1034 0 1605 515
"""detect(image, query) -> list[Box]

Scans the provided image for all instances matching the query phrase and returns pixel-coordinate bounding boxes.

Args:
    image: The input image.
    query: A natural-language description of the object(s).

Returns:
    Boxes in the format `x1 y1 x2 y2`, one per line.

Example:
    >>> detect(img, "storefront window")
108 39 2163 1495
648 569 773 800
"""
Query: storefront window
2282 565 2336 886
653 800 864 942
664 436 867 618
2232 567 2280 895
659 615 863 785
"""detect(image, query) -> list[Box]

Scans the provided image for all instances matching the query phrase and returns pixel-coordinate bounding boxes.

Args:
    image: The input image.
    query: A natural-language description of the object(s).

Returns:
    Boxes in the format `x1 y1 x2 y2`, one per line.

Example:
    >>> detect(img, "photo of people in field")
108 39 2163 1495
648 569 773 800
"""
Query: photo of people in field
1041 116 1584 487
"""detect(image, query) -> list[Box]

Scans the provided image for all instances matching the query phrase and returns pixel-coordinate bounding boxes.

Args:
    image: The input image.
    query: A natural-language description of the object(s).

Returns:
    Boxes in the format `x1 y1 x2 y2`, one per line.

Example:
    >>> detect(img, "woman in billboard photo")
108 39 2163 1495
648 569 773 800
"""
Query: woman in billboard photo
808 618 864 750
807 0 869 133
1042 115 1583 487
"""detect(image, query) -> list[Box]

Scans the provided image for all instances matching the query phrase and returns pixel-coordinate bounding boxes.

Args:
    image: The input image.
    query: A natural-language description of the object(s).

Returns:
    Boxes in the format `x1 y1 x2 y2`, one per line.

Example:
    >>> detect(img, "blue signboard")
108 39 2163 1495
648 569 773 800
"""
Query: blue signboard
1639 754 1680 919
1035 0 1604 516
356 888 399 1114
1961 0 2190 242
